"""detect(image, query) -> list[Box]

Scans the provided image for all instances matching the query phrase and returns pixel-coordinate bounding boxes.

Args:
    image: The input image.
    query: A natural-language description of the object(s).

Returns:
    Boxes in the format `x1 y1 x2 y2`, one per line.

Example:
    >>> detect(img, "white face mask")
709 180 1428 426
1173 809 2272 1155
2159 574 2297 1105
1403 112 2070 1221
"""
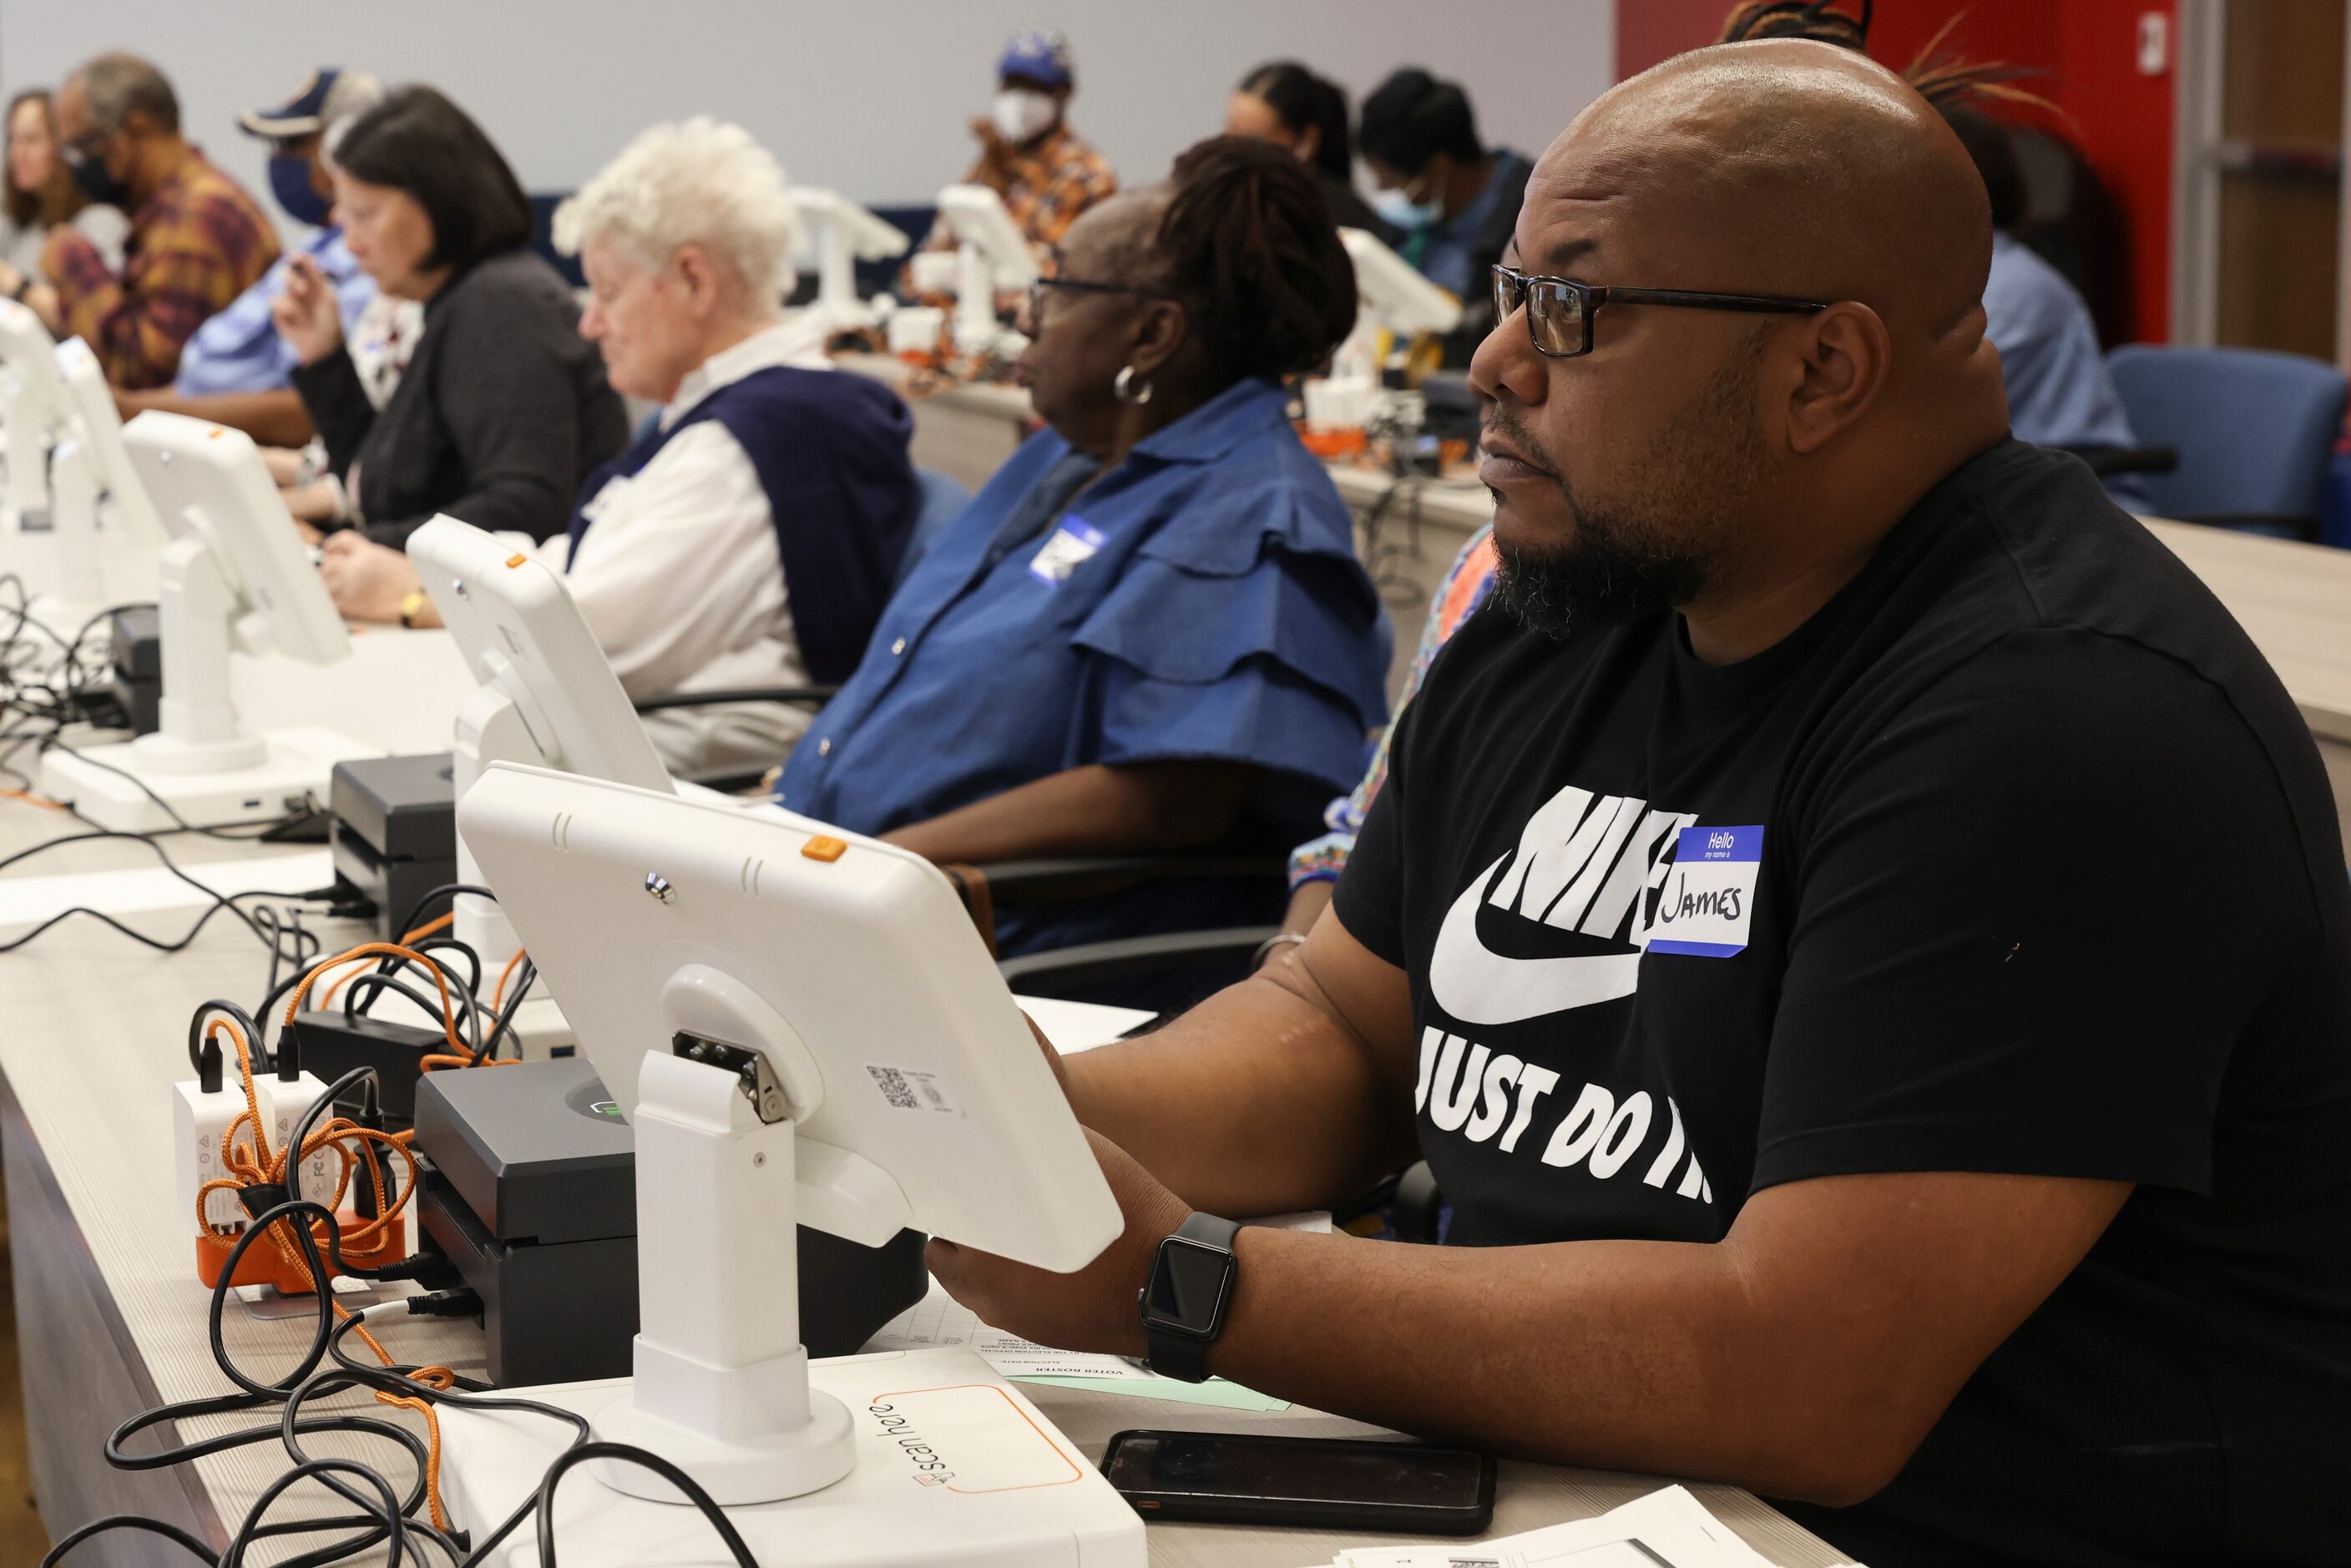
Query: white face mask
991 89 1059 145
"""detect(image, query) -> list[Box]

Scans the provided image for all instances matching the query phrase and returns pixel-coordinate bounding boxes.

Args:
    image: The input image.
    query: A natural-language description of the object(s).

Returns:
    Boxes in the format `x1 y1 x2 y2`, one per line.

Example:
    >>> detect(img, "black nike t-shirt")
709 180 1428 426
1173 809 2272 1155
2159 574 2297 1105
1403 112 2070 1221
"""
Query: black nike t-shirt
1333 441 2351 1567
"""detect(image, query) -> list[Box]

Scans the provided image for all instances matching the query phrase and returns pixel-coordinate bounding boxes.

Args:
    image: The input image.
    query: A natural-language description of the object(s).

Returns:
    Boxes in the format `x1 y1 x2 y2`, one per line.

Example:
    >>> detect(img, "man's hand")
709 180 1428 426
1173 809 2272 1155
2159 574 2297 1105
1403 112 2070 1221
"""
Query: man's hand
928 1127 1190 1358
968 117 1015 180
271 255 343 367
318 529 422 623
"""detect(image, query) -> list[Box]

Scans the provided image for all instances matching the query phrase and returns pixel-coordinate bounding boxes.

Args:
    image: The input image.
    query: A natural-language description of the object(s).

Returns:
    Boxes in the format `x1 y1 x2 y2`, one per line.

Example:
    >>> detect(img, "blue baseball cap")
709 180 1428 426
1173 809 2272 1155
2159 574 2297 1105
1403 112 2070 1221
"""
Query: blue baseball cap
997 28 1073 89
238 68 345 139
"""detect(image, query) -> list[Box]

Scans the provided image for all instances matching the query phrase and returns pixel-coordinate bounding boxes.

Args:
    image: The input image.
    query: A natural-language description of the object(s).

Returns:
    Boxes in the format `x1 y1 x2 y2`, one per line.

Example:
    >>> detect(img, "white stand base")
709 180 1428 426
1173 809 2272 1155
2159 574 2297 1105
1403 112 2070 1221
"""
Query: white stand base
438 1348 1146 1567
229 626 472 756
38 726 380 832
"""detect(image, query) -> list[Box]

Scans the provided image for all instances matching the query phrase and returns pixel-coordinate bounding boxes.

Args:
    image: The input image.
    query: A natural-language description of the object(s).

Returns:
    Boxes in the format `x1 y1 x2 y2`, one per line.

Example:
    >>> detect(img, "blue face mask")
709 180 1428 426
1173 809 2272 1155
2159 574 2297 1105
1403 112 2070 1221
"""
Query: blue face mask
1373 183 1444 232
268 153 333 228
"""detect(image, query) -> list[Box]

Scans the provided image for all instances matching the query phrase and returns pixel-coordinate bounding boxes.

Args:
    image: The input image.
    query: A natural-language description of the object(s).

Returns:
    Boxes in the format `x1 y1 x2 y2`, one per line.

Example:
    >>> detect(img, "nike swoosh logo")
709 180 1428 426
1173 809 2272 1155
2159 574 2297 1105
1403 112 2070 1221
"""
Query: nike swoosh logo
1428 852 1643 1026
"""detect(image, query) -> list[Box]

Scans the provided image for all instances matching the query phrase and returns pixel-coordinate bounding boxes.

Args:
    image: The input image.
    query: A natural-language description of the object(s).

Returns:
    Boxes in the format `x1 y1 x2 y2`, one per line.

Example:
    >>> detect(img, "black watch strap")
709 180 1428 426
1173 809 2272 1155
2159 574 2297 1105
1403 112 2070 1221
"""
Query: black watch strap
1140 1212 1242 1383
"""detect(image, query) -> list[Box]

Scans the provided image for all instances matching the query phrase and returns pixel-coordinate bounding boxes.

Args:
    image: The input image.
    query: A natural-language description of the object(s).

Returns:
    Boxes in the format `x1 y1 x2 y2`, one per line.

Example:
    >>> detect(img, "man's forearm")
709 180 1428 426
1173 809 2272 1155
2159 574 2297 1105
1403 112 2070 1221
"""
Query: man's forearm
1064 969 1415 1215
124 387 315 448
1203 1226 1838 1495
882 761 1251 865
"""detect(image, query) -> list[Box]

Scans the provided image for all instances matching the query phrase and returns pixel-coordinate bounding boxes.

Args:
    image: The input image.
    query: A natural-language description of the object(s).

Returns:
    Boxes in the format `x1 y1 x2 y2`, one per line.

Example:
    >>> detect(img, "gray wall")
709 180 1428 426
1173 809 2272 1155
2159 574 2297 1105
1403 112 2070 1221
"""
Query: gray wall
0 1 1610 234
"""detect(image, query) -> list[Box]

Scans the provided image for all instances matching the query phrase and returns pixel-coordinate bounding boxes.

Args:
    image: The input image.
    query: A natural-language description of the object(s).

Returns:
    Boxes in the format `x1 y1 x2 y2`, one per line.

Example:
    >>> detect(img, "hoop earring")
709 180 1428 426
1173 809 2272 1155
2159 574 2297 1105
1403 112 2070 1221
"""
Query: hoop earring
1114 365 1154 406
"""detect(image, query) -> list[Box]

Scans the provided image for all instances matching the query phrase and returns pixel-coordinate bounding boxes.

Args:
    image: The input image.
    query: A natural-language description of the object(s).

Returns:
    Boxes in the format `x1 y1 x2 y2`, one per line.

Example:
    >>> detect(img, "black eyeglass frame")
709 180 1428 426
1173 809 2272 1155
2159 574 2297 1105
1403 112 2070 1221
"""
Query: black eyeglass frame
1025 274 1180 328
1492 264 1830 359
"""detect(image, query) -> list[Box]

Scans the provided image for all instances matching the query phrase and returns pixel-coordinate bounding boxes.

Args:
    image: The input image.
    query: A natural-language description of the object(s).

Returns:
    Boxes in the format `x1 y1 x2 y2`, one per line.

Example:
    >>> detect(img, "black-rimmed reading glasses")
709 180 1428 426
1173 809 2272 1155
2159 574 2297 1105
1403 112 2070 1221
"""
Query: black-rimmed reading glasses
1492 264 1830 359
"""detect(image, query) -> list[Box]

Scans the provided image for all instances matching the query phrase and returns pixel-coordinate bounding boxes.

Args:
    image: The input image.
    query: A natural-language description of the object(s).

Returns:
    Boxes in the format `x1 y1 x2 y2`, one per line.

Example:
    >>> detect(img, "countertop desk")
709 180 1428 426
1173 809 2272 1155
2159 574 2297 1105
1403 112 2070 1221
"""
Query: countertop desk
0 805 1852 1565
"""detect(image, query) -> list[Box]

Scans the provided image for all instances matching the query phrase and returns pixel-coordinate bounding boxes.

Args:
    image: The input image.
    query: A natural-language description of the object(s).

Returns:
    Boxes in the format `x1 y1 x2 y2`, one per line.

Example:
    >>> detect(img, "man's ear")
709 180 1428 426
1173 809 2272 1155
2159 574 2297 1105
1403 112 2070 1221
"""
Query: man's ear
1781 301 1892 455
1126 298 1189 379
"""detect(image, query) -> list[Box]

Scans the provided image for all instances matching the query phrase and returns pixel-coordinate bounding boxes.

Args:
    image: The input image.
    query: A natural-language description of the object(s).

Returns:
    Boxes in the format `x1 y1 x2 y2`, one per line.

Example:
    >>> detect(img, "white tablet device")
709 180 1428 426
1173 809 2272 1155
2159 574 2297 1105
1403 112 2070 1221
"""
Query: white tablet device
1340 225 1464 337
936 183 1040 291
406 515 670 793
123 410 349 665
55 336 164 548
458 761 1120 1273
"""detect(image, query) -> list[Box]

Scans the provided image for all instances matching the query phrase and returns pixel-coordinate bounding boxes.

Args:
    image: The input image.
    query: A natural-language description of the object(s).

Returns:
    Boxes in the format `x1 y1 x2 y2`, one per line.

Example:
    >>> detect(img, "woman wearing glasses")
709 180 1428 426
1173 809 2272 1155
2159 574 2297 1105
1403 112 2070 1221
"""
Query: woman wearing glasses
779 136 1390 983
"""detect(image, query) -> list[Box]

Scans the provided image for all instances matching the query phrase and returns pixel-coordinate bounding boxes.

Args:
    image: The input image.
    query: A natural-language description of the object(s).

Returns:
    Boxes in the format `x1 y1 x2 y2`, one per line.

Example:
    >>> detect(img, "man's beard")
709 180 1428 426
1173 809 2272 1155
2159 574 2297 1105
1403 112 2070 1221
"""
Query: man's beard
1489 335 1767 640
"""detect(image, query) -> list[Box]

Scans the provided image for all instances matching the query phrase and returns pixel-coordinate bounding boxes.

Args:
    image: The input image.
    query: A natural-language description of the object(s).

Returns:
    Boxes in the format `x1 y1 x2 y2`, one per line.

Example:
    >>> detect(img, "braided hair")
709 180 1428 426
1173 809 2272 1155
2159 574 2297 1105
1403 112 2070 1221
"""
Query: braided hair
1155 136 1357 384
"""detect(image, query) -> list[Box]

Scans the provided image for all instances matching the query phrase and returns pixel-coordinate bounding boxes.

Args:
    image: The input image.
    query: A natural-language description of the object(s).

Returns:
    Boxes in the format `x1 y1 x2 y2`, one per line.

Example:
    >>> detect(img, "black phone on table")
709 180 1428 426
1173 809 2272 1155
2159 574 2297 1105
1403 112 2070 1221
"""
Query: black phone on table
1099 1428 1497 1535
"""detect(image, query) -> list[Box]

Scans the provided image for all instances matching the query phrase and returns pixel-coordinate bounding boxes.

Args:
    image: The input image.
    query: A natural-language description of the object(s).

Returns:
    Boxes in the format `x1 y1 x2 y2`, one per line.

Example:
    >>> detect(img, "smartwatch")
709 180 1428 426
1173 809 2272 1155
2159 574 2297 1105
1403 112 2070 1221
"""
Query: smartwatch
1137 1211 1241 1383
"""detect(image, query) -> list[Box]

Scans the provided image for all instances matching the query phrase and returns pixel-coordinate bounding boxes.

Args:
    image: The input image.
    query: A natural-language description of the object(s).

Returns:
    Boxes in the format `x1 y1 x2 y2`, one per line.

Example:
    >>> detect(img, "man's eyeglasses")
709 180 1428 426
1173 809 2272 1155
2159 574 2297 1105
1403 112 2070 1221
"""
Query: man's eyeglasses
1025 275 1177 329
1491 264 1829 359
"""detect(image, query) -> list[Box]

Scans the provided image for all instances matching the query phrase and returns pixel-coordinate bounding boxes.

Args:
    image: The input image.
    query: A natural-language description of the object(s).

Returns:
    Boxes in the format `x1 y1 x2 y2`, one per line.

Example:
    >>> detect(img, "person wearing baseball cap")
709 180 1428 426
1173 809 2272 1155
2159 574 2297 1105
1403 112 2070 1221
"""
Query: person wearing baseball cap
904 27 1115 282
114 67 388 446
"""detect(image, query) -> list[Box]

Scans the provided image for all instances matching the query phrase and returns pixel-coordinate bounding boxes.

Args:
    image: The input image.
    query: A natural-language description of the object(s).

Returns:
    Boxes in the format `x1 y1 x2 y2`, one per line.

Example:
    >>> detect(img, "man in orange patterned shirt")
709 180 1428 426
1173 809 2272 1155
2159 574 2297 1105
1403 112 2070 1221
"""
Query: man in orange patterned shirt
913 28 1117 274
0 53 278 390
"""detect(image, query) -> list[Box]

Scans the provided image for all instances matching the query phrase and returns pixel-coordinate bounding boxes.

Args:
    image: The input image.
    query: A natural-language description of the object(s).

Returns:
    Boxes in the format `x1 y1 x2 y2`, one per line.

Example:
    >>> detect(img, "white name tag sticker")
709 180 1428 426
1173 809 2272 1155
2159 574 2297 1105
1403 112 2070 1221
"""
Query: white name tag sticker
1646 824 1762 958
1028 517 1106 584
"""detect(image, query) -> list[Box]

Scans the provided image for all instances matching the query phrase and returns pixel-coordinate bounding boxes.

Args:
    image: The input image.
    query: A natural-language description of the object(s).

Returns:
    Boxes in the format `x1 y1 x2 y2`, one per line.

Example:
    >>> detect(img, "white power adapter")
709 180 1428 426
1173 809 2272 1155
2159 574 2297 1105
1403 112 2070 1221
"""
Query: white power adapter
172 1072 264 1237
172 1062 339 1239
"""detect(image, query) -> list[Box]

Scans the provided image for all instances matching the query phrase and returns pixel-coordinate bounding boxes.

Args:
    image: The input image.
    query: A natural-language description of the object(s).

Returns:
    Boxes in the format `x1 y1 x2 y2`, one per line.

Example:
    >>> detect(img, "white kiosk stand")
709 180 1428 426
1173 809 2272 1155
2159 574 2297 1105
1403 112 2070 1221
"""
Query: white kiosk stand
50 337 167 610
790 186 911 336
0 300 63 537
933 183 1039 359
37 412 381 831
443 766 1144 1565
1302 225 1466 432
405 515 674 982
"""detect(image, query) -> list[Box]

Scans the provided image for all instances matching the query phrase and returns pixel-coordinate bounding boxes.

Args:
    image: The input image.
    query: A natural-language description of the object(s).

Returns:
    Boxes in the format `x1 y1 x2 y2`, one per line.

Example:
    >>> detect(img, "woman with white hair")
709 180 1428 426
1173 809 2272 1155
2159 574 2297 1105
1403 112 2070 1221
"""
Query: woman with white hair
321 116 922 778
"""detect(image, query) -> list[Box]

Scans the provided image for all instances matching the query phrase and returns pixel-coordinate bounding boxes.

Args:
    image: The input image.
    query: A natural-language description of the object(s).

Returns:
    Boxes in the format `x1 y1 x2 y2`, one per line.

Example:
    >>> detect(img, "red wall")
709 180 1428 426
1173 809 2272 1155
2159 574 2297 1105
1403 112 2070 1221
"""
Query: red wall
1612 1 2177 341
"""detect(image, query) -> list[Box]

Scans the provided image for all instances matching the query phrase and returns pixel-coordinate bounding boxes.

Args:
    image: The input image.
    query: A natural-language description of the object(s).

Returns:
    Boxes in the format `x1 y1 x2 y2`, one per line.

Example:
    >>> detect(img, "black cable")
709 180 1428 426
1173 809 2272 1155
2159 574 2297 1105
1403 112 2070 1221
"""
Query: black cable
343 973 486 1060
532 1443 760 1568
478 958 536 1063
392 882 497 944
0 822 333 959
186 999 267 1079
38 1514 215 1565
219 1456 409 1568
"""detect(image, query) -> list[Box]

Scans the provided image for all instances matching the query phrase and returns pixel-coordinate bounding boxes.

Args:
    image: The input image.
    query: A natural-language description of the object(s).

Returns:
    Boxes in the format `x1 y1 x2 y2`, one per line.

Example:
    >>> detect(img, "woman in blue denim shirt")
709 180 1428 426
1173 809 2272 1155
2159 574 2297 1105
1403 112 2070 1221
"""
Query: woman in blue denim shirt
780 137 1390 961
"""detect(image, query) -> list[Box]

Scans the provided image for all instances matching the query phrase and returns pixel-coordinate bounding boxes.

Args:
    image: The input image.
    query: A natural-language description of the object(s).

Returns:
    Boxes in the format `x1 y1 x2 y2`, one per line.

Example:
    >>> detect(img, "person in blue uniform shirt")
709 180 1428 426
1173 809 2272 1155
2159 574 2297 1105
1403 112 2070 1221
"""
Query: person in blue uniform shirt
781 137 1390 963
114 67 383 448
1943 105 2146 505
1358 68 1532 366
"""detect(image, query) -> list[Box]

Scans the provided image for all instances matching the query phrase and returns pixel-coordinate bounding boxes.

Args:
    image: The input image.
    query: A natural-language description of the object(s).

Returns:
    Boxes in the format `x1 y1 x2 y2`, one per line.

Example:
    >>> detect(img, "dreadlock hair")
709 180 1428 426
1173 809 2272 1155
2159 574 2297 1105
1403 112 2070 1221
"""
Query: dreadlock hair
1156 136 1358 384
1716 0 1873 48
1715 1 2060 119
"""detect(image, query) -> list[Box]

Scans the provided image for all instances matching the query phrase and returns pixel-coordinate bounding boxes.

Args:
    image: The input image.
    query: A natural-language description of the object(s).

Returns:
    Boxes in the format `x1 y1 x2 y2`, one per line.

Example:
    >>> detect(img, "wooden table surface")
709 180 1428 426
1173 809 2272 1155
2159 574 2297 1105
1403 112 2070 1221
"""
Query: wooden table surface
0 795 1851 1566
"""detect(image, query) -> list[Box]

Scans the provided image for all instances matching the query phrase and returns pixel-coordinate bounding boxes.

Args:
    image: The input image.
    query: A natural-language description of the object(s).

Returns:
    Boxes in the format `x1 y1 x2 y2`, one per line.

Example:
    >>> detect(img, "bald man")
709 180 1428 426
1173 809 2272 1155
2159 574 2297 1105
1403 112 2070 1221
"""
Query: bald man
933 42 2351 1566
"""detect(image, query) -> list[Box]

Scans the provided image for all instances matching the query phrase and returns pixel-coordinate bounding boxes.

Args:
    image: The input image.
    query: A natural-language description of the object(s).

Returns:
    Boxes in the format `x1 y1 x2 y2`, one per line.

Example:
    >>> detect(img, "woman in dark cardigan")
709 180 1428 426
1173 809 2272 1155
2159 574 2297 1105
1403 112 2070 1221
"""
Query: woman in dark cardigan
273 85 625 549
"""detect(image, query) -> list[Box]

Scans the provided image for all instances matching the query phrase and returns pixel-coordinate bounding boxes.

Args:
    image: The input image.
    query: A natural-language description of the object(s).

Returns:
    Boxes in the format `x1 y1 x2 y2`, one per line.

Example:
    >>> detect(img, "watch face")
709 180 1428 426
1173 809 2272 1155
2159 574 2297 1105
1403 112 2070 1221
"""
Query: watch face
1143 1237 1231 1334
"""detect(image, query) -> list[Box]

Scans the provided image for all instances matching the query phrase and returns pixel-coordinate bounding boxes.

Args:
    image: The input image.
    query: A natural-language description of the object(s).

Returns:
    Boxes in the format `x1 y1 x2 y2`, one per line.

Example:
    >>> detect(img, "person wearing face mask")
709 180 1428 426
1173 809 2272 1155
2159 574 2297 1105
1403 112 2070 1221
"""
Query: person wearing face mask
111 68 389 448
273 86 626 549
908 28 1116 276
314 119 921 781
1358 68 1531 365
0 89 128 284
0 53 279 390
1224 61 1392 240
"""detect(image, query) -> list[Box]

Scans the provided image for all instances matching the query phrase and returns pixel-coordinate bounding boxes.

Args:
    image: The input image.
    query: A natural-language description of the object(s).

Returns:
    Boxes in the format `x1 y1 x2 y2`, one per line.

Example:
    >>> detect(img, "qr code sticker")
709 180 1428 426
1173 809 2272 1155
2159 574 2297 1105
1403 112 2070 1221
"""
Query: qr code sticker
865 1064 964 1116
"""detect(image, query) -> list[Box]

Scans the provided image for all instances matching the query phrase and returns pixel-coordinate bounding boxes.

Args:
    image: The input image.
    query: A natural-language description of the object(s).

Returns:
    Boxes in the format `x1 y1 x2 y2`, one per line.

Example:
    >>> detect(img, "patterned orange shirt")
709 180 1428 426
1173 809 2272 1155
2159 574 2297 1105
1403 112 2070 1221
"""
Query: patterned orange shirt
48 150 280 390
917 124 1118 269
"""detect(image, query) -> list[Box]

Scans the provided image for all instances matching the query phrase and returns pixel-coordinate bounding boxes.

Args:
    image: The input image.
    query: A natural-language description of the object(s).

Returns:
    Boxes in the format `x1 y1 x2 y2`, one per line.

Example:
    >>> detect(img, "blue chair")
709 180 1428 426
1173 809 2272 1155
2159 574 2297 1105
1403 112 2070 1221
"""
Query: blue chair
2106 345 2348 540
